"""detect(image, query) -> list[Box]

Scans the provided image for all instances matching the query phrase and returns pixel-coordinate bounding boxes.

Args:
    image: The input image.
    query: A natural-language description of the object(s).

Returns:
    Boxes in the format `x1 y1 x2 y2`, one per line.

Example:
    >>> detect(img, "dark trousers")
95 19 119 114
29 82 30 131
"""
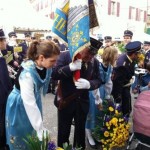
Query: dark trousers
57 101 87 150
122 87 132 117
0 104 9 150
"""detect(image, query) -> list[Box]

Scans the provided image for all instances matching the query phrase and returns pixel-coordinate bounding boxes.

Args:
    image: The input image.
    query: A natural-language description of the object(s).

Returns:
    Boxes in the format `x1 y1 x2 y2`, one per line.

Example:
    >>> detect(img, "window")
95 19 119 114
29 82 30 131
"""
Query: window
108 0 120 17
111 1 116 15
129 6 136 20
139 9 144 21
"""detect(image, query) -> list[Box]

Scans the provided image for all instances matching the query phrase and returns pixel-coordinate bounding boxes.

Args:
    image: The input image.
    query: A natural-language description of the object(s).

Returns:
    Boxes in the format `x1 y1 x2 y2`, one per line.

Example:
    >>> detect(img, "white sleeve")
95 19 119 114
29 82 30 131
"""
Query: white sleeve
19 72 44 133
104 76 113 99
92 88 102 105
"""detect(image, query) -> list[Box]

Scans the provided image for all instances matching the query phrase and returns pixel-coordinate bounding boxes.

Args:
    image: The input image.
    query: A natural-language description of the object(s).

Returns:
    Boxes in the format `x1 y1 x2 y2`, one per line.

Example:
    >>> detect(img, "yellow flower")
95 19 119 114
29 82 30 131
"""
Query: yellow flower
56 147 64 150
109 106 114 112
98 48 104 56
111 117 118 125
115 110 119 115
104 131 109 137
106 122 109 126
103 148 107 150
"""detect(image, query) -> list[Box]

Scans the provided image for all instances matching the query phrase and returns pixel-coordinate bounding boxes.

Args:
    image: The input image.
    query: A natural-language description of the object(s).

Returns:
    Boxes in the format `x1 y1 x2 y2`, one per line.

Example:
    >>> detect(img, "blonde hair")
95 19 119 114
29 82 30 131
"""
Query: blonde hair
101 46 118 66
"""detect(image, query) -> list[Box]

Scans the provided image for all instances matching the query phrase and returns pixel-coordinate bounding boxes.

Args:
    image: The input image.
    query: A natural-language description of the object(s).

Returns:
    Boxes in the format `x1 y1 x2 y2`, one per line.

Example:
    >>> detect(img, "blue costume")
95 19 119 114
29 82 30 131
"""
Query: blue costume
86 63 112 130
140 72 150 92
6 60 51 150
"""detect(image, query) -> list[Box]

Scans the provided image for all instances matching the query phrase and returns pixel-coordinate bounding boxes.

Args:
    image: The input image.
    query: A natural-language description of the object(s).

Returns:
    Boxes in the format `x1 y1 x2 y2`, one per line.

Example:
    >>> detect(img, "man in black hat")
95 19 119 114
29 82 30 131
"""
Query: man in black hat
143 41 150 68
19 32 32 59
104 36 112 47
123 30 133 45
0 29 12 150
51 37 102 150
8 32 18 47
118 30 133 53
112 41 141 117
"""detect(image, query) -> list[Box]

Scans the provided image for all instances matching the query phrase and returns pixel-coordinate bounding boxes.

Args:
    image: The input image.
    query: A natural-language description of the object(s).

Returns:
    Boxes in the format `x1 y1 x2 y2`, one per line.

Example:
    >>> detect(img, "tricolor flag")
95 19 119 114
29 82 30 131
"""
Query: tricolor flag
52 0 98 80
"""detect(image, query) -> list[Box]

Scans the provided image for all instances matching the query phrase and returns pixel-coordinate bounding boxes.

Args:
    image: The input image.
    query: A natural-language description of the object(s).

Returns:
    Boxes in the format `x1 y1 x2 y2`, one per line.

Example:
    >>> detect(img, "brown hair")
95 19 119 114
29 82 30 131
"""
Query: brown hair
27 40 60 61
102 46 118 66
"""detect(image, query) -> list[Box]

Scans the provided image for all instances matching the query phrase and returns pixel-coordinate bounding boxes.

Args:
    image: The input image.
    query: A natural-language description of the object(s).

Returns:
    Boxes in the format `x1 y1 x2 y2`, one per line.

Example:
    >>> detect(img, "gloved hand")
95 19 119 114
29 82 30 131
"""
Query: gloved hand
37 128 50 141
75 78 90 89
69 59 82 71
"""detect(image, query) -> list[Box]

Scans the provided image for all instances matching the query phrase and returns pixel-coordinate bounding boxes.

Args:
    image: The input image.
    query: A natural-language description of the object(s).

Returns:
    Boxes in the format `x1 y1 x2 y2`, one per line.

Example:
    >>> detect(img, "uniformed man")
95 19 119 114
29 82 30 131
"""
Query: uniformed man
8 32 18 47
143 41 150 68
118 30 133 53
8 32 21 65
0 29 12 150
51 37 102 150
142 41 150 54
104 36 112 47
19 32 32 59
123 30 133 45
112 41 141 117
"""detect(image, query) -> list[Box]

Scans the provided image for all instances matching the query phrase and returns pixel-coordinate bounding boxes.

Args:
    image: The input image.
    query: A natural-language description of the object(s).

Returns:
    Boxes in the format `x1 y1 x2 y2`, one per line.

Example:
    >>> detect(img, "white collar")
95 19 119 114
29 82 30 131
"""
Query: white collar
36 65 44 70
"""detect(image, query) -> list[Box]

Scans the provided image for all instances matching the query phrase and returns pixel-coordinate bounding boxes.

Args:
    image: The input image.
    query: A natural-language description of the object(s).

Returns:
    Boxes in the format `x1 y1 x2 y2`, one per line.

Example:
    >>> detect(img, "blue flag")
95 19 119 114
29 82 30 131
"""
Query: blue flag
52 0 91 61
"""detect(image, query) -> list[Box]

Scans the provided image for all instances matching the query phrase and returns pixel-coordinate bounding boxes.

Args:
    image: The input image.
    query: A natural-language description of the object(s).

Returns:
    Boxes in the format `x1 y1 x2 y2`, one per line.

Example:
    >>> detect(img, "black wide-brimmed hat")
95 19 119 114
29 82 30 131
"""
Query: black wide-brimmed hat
89 37 103 55
0 29 6 39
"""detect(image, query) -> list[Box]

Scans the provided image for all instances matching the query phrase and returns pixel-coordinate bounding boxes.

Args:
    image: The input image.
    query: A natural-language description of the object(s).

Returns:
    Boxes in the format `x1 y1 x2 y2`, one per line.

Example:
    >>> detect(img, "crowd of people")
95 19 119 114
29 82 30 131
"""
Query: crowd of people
0 28 150 150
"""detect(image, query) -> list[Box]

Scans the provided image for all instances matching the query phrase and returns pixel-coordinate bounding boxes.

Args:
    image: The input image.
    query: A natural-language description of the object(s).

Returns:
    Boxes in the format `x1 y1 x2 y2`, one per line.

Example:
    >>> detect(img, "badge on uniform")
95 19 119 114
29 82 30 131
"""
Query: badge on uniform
14 46 22 53
6 54 13 64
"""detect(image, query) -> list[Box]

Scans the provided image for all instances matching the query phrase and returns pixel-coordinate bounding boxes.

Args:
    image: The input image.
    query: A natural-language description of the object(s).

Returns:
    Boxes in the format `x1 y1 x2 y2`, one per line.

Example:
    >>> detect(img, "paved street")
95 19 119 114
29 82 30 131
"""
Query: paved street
42 93 138 150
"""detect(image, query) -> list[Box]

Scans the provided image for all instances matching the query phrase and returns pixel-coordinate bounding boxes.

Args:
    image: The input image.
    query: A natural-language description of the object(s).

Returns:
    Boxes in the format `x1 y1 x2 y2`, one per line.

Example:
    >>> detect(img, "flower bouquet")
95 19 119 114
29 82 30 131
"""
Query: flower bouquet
24 131 81 150
93 100 130 150
137 52 145 68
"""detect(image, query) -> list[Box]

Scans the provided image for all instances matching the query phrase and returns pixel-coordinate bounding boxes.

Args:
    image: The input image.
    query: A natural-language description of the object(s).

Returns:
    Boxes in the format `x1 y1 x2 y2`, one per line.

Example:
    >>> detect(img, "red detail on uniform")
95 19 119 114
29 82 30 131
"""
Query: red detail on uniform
74 53 81 81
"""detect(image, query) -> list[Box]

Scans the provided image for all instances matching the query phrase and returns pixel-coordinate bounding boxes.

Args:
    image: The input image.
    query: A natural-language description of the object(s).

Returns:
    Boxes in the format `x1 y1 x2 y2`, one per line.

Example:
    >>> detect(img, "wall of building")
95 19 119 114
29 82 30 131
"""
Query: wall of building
29 0 150 41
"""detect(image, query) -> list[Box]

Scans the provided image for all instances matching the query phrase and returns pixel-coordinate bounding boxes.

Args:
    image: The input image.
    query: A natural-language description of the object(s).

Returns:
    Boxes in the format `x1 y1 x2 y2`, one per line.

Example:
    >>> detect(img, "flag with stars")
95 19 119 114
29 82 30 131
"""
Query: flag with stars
53 0 95 60
52 0 98 79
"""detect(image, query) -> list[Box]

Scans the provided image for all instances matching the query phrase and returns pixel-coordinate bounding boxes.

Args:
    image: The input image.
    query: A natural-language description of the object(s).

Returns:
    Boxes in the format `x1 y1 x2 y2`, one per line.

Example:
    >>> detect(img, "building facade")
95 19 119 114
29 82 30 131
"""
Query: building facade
29 0 150 41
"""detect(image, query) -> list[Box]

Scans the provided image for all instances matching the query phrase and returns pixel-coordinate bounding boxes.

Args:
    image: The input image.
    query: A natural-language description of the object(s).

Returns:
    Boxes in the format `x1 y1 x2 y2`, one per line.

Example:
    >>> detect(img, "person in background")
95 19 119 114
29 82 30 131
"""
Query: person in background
7 32 20 67
19 32 32 59
0 29 12 150
46 35 52 41
144 41 150 69
85 46 118 149
117 30 133 54
103 36 112 47
6 41 60 150
123 30 133 46
8 32 18 47
51 37 102 150
112 41 141 117
140 62 150 92
142 41 150 55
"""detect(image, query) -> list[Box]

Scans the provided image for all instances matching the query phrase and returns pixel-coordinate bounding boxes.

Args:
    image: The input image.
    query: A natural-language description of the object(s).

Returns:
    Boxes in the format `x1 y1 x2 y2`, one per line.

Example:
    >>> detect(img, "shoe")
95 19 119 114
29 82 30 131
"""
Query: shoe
87 138 98 149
